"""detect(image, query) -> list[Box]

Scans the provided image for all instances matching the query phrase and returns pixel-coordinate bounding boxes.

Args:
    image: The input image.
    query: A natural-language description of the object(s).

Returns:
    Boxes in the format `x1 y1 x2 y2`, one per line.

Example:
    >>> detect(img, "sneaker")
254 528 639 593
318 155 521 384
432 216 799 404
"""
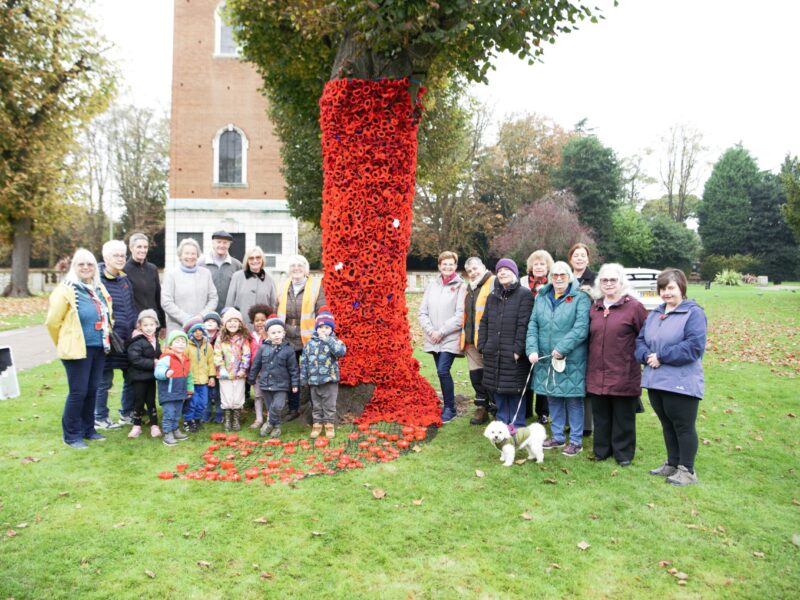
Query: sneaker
85 432 106 441
325 423 335 438
65 439 89 449
562 443 583 457
666 465 698 486
128 425 142 439
649 462 678 477
441 408 457 423
173 429 188 441
270 427 281 439
542 438 565 450
162 432 178 446
259 422 274 438
250 419 263 430
310 423 323 439
94 418 121 430
118 415 133 426
150 425 162 438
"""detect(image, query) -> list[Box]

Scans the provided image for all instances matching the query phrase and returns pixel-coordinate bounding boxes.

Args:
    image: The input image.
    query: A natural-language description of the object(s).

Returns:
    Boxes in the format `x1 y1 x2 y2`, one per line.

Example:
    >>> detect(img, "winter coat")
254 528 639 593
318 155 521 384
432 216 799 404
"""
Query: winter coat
200 253 242 312
300 332 347 386
154 350 193 404
124 258 166 331
126 332 161 383
477 279 534 394
249 341 299 392
46 282 113 360
419 274 467 355
161 267 218 333
576 268 596 288
278 278 326 351
526 282 591 398
213 334 251 380
99 265 137 369
635 299 707 399
586 295 648 397
225 268 278 329
187 336 216 385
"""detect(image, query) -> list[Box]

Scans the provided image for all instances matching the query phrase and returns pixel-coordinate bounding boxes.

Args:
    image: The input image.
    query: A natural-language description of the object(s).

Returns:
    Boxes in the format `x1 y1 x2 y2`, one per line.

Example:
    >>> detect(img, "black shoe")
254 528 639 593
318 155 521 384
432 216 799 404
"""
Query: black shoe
285 410 300 422
187 420 199 433
617 460 632 467
583 429 593 438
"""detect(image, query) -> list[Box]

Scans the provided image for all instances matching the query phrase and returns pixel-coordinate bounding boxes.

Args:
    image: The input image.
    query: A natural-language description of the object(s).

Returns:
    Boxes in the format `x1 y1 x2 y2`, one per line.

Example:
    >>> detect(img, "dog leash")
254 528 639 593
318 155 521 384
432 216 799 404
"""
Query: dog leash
508 356 551 433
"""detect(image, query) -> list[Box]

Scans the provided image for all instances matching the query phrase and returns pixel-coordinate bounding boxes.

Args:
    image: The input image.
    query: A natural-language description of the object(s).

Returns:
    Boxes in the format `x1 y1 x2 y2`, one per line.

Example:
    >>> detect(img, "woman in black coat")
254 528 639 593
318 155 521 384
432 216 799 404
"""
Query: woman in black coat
478 259 534 428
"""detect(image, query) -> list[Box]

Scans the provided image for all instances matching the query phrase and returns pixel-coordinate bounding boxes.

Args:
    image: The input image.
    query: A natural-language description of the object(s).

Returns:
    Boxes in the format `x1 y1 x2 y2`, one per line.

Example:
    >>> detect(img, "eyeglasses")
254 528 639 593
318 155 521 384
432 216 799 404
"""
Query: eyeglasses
552 273 569 279
110 253 126 259
600 278 619 284
76 263 94 268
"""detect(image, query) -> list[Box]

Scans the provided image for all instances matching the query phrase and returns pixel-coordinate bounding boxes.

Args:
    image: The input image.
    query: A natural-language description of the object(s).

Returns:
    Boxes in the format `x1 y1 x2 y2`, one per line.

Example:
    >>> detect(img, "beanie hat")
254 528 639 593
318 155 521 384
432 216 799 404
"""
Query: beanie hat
221 308 244 327
137 309 159 327
167 330 189 347
265 313 285 331
315 305 335 331
495 258 519 278
183 316 207 338
202 311 221 326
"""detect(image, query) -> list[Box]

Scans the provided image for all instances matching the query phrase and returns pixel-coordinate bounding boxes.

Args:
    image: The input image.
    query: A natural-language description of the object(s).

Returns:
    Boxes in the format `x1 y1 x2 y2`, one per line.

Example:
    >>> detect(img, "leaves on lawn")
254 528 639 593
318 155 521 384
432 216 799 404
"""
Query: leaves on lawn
658 560 672 567
792 534 800 547
252 517 269 524
752 551 765 558
260 571 273 580
576 541 590 551
20 456 40 464
372 488 386 499
144 570 156 578
58 491 69 497
474 469 485 478
412 498 423 506
112 522 126 529
197 560 212 569
521 512 533 520
6 529 17 538
543 478 558 485
311 531 324 537
788 412 796 418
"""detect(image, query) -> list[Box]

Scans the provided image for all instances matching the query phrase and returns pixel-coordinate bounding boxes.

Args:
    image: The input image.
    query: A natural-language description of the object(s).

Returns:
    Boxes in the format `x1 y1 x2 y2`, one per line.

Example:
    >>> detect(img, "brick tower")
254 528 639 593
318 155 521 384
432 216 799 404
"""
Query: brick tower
166 0 297 268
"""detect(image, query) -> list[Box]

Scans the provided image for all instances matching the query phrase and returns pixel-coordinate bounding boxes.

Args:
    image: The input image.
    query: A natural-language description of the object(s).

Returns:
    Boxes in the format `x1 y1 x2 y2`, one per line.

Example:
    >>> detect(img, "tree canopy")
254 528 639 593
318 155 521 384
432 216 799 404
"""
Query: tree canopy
780 155 800 244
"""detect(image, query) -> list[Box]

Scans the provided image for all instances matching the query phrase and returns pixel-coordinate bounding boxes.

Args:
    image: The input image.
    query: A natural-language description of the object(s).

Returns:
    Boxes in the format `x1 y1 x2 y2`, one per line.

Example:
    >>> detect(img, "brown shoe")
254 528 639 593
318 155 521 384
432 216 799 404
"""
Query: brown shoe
310 423 323 438
469 406 489 425
325 423 335 438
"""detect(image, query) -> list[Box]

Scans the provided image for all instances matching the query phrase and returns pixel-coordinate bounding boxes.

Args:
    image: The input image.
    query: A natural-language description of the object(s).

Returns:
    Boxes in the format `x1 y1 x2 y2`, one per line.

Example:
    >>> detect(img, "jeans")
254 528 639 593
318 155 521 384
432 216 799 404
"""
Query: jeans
62 347 105 443
94 367 133 420
161 400 183 434
494 392 527 428
648 389 700 470
548 396 585 446
203 384 221 422
264 391 288 426
431 351 457 410
184 384 208 421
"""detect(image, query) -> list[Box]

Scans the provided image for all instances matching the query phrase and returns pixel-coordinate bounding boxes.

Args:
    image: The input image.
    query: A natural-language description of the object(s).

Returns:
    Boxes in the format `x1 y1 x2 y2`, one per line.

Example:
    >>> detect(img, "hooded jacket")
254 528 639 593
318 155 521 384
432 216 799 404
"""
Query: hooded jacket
300 332 347 386
635 299 707 399
126 331 161 382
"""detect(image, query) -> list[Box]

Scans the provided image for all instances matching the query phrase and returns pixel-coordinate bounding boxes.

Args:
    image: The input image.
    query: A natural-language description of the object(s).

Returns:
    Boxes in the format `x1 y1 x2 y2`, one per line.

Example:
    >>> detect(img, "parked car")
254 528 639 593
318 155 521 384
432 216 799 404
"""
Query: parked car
624 268 661 310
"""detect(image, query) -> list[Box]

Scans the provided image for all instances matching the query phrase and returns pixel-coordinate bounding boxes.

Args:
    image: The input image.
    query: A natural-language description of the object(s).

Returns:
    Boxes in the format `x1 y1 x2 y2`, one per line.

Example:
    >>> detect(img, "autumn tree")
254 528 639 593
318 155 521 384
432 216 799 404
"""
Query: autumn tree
229 0 606 425
0 0 116 296
658 124 706 223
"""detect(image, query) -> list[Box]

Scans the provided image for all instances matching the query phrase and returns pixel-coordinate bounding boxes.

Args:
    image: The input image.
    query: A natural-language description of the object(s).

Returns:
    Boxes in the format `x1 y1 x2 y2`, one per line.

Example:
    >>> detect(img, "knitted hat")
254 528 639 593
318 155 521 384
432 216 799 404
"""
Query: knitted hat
202 311 221 326
167 330 189 347
265 313 285 331
495 258 519 278
221 308 244 327
183 316 207 337
136 309 159 327
315 305 335 331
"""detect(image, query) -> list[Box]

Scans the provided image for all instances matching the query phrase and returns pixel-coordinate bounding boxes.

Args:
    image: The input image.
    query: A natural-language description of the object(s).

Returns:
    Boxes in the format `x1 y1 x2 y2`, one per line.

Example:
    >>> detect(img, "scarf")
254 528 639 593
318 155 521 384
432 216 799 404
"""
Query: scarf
527 274 549 297
245 268 265 281
441 272 457 285
81 283 111 354
179 264 198 273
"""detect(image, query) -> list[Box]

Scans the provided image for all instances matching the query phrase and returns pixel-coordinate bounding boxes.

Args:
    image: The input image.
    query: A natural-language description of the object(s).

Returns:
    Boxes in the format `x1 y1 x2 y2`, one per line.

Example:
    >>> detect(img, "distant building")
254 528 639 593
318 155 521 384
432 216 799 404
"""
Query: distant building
166 0 297 268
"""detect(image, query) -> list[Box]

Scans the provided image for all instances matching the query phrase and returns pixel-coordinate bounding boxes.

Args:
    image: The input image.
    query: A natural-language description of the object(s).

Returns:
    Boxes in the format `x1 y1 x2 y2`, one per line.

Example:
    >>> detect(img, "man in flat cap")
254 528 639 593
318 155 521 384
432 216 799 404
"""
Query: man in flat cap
201 230 242 312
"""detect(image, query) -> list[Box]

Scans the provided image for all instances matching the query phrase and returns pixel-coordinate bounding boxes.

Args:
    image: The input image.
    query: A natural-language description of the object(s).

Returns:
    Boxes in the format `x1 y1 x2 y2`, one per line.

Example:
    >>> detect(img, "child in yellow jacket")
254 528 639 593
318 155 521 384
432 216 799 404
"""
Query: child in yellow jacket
182 317 216 432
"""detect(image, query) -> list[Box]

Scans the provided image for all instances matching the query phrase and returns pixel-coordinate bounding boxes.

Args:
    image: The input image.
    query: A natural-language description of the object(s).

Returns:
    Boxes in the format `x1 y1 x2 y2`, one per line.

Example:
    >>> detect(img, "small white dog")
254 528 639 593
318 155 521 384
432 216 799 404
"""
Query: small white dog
483 420 546 467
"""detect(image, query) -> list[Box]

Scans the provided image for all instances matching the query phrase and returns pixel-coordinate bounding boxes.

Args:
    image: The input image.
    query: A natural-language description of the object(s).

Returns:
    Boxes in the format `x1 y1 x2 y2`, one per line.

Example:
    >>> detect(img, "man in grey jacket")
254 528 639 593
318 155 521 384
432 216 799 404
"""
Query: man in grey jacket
201 230 242 312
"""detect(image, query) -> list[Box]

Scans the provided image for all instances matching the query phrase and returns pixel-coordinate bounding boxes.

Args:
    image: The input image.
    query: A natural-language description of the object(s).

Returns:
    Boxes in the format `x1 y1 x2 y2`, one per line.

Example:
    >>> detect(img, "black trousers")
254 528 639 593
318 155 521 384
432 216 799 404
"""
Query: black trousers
647 389 700 471
131 380 157 426
590 394 638 463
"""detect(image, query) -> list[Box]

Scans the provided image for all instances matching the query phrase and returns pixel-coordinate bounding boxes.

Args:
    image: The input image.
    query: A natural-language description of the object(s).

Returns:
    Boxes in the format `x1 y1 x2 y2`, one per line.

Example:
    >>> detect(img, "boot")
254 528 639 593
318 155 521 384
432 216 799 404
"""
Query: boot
232 409 241 432
270 426 281 439
224 409 232 432
259 422 274 437
310 423 323 439
187 419 198 433
162 431 178 446
150 424 162 438
325 423 335 438
470 406 489 425
173 428 188 441
128 425 142 438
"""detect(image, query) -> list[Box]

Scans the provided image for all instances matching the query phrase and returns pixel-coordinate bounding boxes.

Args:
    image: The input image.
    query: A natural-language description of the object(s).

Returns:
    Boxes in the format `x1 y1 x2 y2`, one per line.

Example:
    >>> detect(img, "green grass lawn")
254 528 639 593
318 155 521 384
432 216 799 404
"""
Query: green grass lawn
1 285 798 599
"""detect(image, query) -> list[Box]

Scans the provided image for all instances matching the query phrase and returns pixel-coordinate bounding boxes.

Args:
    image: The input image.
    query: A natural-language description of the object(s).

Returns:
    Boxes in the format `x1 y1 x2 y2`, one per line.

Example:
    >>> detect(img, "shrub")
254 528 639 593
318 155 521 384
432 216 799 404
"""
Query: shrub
714 269 742 286
700 254 759 281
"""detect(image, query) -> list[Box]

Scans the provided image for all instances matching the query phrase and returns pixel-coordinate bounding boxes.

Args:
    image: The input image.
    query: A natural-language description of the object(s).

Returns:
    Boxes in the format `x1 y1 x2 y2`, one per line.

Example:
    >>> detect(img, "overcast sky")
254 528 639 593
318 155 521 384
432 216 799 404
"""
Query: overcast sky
92 0 799 199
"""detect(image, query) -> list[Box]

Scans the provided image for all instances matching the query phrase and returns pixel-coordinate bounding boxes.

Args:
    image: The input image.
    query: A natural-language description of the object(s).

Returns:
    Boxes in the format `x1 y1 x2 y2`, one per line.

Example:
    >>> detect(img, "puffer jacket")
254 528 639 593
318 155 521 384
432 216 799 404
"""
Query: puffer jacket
477 279 534 394
249 341 299 392
154 350 193 404
635 299 707 399
300 332 347 386
99 265 137 369
213 334 251 380
419 274 467 354
526 282 591 398
187 336 215 385
126 331 161 382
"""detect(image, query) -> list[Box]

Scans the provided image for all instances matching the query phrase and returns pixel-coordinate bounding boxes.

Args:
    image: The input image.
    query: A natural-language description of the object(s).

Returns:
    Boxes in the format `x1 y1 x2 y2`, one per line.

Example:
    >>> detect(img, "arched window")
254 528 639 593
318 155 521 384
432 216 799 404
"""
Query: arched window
214 2 239 57
213 124 248 185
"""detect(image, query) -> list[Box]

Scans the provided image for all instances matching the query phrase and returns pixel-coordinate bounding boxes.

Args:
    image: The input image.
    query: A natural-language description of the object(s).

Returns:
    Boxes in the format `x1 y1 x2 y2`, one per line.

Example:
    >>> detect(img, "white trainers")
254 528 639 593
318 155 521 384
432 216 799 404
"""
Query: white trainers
666 465 698 486
94 418 121 430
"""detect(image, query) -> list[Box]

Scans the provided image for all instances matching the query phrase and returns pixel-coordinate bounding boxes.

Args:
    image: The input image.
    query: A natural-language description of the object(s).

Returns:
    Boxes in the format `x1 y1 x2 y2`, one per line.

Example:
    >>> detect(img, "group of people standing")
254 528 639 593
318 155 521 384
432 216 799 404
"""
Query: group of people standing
46 232 342 448
420 245 707 486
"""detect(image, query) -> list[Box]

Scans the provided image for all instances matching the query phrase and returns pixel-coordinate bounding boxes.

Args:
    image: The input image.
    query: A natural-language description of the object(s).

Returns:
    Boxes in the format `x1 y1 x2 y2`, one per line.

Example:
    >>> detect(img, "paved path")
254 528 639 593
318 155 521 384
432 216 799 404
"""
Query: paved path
0 324 58 371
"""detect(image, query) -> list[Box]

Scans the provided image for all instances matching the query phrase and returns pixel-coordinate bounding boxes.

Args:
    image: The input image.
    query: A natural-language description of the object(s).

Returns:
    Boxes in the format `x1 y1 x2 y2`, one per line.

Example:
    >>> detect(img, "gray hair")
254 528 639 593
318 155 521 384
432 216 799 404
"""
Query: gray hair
64 248 100 289
102 239 127 262
592 263 634 299
128 232 148 249
177 237 202 259
287 254 310 275
464 257 485 269
549 261 576 285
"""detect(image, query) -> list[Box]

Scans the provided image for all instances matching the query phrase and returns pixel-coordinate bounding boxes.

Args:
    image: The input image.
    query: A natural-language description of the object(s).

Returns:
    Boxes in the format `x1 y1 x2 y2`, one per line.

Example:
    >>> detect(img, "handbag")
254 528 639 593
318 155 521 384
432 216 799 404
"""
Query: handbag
109 329 126 354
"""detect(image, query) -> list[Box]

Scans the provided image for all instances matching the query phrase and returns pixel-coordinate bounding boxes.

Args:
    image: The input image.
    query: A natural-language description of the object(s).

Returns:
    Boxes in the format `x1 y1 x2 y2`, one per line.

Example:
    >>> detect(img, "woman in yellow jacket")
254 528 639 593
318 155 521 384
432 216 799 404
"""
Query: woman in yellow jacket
46 249 113 449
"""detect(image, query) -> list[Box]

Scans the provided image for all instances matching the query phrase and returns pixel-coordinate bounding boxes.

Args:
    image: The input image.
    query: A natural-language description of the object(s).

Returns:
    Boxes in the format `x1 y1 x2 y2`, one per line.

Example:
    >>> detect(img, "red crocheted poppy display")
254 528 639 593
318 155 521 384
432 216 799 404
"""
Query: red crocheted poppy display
319 78 441 428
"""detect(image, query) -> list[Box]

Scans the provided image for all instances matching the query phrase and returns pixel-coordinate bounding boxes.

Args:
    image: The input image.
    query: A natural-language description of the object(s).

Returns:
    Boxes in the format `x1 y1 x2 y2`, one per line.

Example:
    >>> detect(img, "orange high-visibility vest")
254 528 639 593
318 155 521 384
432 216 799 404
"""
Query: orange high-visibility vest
460 275 495 349
277 276 321 345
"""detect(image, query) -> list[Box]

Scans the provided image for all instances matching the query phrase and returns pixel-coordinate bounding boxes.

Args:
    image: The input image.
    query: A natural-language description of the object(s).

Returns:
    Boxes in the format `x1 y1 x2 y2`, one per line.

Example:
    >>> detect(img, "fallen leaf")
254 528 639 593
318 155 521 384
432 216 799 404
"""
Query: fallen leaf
658 560 672 567
252 517 269 524
514 459 527 465
724 408 733 414
702 439 711 445
260 572 273 580
198 528 207 539
6 529 17 538
647 503 655 509
412 498 423 506
311 531 324 537
589 513 599 520
521 512 533 520
611 469 618 477
752 551 765 558
550 563 561 569
80 558 89 566
411 445 422 453
372 488 386 499
668 568 678 575
735 445 743 451
197 560 211 569
576 541 590 551
717 525 727 533
20 456 40 464
687 524 700 530
678 580 687 586
112 522 126 529
560 467 570 474
75 503 81 509
792 534 800 547
475 469 485 478
543 478 558 485
58 491 69 497
144 570 156 578
788 412 796 418
691 509 700 517
15 523 28 529
674 571 689 580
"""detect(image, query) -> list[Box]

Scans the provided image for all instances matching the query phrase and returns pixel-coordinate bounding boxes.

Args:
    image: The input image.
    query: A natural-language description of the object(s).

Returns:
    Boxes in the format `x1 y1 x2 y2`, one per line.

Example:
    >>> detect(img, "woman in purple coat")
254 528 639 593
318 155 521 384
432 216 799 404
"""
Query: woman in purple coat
635 268 707 487
586 263 648 466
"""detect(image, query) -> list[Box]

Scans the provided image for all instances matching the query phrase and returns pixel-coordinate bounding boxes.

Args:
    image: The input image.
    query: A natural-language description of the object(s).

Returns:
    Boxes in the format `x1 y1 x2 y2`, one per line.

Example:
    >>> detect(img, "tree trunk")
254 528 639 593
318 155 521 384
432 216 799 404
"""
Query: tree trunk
319 76 441 427
3 217 33 297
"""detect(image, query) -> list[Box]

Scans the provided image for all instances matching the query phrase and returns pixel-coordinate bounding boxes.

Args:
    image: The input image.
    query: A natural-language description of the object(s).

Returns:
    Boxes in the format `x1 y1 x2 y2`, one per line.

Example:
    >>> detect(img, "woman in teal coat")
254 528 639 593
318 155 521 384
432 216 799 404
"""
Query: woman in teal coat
526 261 591 456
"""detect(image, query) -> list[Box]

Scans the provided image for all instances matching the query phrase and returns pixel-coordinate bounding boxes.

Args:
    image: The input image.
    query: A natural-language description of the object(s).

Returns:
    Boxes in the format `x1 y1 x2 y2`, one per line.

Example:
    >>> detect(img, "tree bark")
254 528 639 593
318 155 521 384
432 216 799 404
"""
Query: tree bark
3 217 33 297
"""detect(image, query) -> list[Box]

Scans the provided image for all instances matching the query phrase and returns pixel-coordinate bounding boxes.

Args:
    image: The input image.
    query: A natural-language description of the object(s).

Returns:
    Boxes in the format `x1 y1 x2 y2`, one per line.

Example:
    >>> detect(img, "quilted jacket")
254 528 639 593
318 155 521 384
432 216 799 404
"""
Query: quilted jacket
300 332 347 386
